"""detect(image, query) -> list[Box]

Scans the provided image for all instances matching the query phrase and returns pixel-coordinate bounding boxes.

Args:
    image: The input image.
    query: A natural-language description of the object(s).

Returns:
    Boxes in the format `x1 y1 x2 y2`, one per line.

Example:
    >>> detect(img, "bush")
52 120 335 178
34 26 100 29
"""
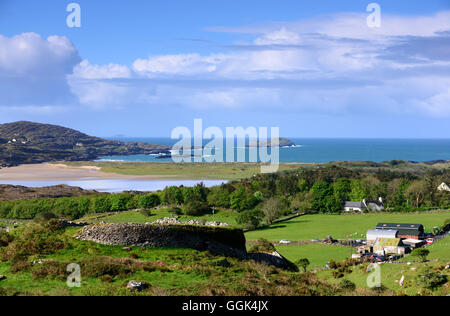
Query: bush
411 248 430 262
139 194 161 209
248 238 276 253
167 207 182 217
34 211 57 223
416 268 448 290
339 279 356 291
183 201 211 216
0 231 12 247
236 209 264 229
0 223 68 262
296 258 310 272
110 194 133 211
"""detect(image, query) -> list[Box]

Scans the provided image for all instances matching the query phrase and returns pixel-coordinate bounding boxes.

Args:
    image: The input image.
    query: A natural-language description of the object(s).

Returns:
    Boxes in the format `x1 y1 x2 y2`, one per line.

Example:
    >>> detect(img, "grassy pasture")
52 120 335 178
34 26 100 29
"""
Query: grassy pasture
245 212 450 242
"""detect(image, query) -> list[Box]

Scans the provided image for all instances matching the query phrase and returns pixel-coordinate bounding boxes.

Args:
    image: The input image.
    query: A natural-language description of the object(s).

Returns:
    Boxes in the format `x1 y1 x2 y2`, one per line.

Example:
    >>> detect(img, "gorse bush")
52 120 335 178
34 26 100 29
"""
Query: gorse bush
248 238 276 254
0 222 68 263
416 268 448 290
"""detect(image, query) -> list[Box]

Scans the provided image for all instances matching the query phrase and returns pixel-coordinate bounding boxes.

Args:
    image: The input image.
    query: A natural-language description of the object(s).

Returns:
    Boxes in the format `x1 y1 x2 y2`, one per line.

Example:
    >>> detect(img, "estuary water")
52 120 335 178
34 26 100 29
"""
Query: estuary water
100 138 450 164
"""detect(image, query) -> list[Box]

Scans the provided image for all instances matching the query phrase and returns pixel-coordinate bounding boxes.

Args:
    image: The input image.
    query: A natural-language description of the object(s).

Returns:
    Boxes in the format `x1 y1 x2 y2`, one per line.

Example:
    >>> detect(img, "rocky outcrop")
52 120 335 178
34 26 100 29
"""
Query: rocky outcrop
150 217 229 227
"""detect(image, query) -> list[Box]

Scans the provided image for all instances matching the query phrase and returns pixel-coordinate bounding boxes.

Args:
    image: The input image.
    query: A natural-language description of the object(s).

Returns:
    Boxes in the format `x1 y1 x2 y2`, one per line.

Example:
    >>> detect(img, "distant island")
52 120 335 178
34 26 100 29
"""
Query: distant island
0 121 170 167
247 137 296 148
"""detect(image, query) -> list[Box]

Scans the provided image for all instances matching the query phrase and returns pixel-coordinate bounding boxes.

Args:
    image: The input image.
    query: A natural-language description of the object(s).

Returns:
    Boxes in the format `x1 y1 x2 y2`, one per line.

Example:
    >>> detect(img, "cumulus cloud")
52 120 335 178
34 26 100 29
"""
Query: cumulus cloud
73 60 132 79
0 33 81 106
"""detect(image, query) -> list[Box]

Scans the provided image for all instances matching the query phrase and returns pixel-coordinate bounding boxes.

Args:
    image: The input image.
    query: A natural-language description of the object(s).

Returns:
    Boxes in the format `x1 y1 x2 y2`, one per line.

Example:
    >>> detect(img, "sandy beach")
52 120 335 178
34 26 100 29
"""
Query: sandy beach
0 163 162 181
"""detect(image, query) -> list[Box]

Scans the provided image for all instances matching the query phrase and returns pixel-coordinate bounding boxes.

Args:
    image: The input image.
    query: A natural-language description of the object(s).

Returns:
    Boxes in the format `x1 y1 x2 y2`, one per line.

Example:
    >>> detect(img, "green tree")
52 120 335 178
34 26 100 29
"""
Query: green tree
139 194 161 209
261 197 283 224
296 258 310 272
236 209 264 229
349 180 367 201
311 181 335 213
162 186 184 205
411 248 430 262
333 178 351 202
183 200 211 216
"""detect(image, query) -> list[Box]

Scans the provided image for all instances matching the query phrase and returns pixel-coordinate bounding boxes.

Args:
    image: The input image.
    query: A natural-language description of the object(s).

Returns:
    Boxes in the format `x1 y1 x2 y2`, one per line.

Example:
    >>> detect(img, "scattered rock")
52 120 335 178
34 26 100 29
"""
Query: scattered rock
399 275 405 287
122 247 132 252
151 217 229 227
0 275 6 281
127 280 149 292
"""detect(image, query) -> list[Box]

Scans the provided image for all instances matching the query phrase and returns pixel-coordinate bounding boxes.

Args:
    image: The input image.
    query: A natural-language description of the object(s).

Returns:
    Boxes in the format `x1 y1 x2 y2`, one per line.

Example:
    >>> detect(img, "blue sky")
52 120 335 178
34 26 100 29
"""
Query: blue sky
1 0 450 137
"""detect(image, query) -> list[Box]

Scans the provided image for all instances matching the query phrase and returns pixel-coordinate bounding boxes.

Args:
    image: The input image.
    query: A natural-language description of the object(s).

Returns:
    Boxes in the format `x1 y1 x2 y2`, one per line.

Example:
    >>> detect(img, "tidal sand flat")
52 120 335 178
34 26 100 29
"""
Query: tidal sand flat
0 163 226 193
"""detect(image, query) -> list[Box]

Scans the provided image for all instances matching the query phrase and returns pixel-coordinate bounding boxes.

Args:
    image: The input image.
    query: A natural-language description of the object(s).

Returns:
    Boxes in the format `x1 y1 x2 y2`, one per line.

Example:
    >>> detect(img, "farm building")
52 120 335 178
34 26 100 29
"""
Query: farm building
402 238 426 249
366 229 398 244
373 238 406 256
376 223 424 239
343 201 365 212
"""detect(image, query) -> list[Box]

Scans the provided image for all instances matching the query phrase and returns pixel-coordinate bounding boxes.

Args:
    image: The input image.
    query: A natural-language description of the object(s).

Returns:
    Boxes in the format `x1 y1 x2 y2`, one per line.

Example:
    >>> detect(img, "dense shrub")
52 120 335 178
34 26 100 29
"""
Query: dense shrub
0 223 68 263
139 194 161 209
236 209 264 229
183 201 211 216
0 230 12 247
416 268 447 290
248 238 276 254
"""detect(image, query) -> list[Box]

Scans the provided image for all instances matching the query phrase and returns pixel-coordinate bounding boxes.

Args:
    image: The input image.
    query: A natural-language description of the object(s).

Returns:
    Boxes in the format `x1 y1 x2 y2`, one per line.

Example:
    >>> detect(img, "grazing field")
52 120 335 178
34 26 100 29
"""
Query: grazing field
427 236 450 261
59 160 450 180
78 208 239 226
60 161 306 180
245 212 450 242
275 244 351 268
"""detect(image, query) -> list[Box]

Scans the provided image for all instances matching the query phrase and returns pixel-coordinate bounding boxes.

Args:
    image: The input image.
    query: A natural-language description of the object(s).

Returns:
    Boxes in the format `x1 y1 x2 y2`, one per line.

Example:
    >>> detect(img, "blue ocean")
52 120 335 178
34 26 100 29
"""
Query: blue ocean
101 138 450 163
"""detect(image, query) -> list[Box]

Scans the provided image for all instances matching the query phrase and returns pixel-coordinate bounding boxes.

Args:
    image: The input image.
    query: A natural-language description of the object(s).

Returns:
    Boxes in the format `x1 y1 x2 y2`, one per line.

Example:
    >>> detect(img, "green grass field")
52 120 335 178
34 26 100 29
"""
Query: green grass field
245 212 450 242
276 244 352 268
59 160 450 180
427 236 450 261
60 161 306 180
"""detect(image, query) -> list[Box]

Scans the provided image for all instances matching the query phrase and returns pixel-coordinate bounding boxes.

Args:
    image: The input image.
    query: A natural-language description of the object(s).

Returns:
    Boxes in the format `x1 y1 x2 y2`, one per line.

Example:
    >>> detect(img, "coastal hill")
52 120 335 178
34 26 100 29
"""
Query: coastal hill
0 121 170 167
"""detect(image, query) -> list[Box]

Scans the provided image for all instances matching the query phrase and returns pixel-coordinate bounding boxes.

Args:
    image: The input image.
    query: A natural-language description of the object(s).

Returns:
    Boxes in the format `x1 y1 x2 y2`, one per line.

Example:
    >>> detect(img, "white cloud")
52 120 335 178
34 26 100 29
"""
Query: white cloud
0 32 79 76
0 33 80 107
133 54 228 77
73 60 131 79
